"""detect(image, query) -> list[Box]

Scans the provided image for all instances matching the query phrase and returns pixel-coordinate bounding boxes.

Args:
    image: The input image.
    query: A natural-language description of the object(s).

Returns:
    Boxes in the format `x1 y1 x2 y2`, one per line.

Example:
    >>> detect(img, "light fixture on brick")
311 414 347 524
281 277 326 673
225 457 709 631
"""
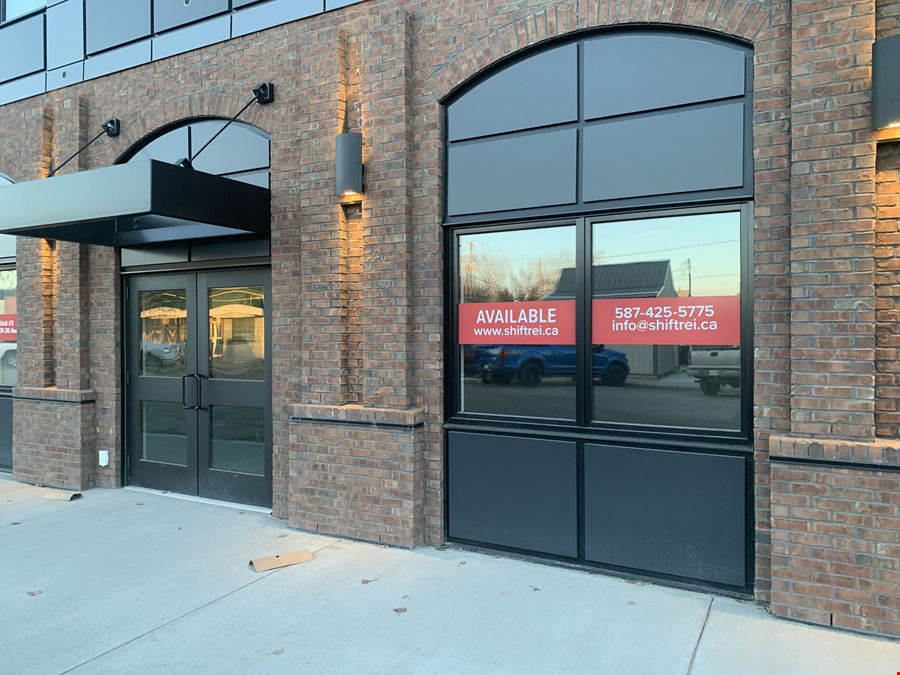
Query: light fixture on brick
873 35 900 129
336 131 363 199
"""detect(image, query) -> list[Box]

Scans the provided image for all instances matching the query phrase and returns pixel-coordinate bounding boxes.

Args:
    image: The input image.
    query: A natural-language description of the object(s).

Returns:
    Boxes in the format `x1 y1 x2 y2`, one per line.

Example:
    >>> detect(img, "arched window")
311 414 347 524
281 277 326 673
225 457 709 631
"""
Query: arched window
444 28 751 222
120 118 270 189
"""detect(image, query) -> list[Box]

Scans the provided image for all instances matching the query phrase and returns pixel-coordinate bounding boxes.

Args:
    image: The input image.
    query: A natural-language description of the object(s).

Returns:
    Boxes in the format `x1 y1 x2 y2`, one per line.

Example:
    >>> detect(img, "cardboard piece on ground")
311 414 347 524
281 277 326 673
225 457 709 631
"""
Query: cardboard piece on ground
250 550 314 572
41 490 82 502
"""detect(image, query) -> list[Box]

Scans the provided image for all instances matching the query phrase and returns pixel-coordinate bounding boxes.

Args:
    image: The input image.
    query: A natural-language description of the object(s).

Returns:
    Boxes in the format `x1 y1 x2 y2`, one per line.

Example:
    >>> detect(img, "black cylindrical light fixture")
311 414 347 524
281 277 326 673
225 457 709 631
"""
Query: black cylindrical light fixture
873 35 900 130
336 132 363 197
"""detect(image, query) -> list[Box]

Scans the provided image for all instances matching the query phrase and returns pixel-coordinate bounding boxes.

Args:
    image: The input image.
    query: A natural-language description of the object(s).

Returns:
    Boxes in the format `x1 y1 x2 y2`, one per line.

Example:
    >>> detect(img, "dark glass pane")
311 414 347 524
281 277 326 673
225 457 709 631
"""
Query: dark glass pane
209 285 265 380
0 270 16 386
210 406 265 475
458 225 576 419
141 401 187 466
591 212 742 430
139 289 187 377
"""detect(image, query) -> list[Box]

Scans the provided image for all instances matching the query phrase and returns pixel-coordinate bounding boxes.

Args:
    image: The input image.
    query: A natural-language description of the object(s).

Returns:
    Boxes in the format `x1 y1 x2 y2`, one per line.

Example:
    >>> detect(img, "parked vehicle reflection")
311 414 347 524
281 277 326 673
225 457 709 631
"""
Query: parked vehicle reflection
466 344 629 387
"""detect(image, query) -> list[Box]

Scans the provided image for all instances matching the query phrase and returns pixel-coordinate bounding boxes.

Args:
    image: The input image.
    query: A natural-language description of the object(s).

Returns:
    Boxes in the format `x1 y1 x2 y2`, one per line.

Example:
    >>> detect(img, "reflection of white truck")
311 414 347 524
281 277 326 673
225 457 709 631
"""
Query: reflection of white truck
686 346 739 395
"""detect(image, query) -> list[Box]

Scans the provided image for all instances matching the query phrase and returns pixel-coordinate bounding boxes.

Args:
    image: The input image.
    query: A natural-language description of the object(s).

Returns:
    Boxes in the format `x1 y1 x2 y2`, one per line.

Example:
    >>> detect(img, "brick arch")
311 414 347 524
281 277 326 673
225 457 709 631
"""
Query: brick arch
428 0 769 102
115 90 275 155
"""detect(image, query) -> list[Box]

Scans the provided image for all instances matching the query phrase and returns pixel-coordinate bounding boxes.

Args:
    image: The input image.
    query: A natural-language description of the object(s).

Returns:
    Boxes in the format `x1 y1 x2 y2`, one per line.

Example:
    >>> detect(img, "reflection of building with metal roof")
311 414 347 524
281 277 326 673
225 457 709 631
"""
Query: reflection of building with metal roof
549 261 679 377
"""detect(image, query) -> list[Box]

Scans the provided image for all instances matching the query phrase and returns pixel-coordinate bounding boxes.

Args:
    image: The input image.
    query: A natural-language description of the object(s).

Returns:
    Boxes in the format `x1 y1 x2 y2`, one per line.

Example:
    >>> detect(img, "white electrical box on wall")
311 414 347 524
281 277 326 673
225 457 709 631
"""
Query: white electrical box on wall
98 450 109 467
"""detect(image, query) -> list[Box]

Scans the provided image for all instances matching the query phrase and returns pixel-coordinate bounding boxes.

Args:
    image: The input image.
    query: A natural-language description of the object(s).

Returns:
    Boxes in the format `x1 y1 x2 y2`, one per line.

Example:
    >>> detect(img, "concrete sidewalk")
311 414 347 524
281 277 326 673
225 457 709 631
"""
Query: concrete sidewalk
1 474 897 675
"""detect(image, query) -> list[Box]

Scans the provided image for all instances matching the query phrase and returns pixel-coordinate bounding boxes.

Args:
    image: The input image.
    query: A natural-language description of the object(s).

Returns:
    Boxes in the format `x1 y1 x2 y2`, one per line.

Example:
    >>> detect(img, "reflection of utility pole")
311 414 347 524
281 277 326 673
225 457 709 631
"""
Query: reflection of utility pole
679 258 692 297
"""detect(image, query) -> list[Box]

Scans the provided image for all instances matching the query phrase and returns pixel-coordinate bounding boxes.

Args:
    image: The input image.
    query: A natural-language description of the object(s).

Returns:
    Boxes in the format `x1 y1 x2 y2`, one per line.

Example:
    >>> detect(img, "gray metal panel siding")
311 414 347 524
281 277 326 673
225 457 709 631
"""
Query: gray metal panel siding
85 0 151 54
46 61 83 90
46 0 84 70
0 72 44 105
583 33 746 120
153 0 229 33
582 102 745 202
83 39 151 80
448 431 578 557
231 0 321 38
447 129 577 215
584 444 746 585
0 14 45 84
447 43 578 142
151 15 230 60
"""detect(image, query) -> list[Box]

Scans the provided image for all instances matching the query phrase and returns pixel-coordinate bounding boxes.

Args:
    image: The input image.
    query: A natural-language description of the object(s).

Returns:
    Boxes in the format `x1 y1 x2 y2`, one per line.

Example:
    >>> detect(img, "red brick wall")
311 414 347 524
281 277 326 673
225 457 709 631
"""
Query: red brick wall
770 457 900 637
876 143 900 437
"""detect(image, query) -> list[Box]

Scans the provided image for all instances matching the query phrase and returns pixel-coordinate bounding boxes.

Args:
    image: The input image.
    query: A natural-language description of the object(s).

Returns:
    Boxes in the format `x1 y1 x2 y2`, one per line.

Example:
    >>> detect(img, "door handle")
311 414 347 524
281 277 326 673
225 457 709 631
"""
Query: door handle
191 373 202 410
181 374 192 410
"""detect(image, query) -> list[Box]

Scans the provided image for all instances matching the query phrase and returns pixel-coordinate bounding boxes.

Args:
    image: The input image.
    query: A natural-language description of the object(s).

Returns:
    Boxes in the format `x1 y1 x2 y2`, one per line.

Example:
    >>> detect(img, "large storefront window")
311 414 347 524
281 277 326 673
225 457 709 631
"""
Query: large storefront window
454 210 746 434
591 212 742 431
458 224 576 419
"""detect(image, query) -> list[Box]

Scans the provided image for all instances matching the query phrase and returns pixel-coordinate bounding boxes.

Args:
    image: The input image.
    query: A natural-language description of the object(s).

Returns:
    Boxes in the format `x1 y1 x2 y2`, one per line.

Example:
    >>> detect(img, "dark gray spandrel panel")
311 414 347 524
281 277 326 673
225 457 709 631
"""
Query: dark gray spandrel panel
46 0 84 70
127 126 189 164
86 0 151 54
191 236 269 260
190 121 270 175
46 61 84 90
0 396 12 470
584 444 746 586
447 44 577 142
583 34 746 120
121 245 189 267
152 15 230 60
154 0 229 32
231 0 321 38
0 14 45 84
582 102 745 202
448 432 577 557
447 128 577 216
83 39 151 80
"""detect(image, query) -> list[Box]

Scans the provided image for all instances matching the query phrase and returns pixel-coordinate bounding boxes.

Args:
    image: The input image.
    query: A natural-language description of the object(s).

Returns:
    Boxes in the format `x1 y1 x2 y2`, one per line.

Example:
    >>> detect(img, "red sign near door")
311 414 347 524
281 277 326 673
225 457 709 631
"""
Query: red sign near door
458 300 575 345
0 314 16 342
592 296 740 345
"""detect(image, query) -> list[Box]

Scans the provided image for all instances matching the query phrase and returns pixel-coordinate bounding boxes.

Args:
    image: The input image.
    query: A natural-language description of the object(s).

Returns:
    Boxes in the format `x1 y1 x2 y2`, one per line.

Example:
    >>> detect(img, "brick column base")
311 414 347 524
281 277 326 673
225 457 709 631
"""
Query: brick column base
12 387 96 491
288 404 426 547
768 434 900 637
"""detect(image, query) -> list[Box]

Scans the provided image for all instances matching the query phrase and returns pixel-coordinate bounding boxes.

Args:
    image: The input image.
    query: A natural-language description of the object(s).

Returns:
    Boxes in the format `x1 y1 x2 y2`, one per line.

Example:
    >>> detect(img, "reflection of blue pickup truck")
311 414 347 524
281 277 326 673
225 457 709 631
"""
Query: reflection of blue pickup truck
468 345 629 386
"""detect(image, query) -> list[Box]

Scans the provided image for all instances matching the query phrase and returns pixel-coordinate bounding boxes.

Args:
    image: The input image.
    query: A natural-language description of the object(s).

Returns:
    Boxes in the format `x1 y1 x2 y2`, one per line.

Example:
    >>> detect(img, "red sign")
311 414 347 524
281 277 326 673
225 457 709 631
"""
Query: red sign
0 314 16 342
592 296 740 346
458 301 575 345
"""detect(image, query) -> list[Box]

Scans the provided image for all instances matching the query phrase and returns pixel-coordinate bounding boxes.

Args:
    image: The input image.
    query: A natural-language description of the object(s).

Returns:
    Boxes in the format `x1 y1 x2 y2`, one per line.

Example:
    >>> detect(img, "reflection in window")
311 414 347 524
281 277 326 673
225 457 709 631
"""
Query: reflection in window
458 225 576 419
209 286 265 380
210 406 265 475
592 212 741 430
140 290 187 377
0 269 16 387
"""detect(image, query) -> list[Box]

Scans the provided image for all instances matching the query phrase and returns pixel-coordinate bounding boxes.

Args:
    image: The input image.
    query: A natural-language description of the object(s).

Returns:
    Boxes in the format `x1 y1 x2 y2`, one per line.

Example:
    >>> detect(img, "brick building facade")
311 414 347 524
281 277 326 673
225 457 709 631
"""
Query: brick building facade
0 0 898 639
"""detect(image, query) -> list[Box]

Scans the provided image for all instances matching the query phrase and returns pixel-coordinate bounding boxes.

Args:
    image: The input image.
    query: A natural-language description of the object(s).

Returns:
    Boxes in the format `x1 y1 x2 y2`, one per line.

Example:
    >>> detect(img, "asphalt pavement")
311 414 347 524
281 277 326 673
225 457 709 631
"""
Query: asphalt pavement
1 474 898 674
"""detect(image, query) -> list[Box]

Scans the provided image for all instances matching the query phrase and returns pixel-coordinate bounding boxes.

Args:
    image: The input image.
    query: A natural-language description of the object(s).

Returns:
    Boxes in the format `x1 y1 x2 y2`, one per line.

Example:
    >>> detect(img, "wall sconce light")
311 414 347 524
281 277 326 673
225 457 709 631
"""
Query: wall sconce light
336 131 363 199
873 35 900 130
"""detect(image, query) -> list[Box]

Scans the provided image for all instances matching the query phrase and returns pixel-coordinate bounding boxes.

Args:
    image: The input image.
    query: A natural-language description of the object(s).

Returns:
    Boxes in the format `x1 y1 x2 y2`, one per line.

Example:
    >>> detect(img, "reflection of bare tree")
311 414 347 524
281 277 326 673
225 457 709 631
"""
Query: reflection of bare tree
461 241 571 302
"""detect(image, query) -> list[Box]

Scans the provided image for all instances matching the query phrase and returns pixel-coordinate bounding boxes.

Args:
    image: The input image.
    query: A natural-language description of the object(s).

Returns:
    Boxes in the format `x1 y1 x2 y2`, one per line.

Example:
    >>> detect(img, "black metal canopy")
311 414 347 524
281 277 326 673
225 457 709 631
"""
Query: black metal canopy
0 160 270 247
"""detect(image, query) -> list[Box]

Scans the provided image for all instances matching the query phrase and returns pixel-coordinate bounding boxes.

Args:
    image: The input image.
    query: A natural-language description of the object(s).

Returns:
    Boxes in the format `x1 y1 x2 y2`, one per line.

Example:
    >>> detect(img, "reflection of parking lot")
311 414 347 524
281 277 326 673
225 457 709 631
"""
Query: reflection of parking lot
462 371 741 429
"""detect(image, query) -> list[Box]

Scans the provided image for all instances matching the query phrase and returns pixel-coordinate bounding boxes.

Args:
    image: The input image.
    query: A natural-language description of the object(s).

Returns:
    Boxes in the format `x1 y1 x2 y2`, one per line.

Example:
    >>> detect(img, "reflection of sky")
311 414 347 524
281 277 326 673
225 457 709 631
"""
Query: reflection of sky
460 225 577 269
594 212 740 296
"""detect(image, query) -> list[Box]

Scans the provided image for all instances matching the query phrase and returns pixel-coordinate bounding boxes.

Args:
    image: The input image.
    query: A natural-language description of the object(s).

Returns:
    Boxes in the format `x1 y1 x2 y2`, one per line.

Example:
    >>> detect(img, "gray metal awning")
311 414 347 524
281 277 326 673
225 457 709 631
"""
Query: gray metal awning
0 160 270 247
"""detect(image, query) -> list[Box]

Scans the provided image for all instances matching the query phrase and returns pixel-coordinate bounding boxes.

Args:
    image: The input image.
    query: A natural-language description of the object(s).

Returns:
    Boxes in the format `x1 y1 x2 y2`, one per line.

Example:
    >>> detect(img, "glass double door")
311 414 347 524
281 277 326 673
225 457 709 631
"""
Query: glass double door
126 269 272 507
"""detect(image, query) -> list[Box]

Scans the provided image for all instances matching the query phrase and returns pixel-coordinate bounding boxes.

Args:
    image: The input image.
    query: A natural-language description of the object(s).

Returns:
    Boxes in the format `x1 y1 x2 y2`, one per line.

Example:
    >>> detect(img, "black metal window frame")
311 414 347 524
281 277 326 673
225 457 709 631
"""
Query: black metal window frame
445 201 754 448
